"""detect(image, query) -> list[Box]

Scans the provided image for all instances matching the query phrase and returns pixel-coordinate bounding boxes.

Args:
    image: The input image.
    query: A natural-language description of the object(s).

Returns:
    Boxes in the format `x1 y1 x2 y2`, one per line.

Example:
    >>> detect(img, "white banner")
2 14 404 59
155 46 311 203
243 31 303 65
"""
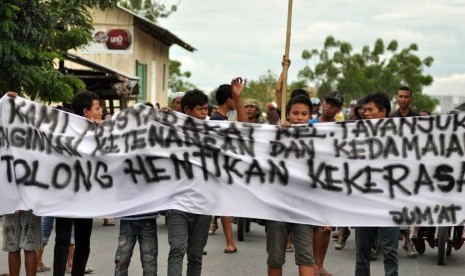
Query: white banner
1 96 465 226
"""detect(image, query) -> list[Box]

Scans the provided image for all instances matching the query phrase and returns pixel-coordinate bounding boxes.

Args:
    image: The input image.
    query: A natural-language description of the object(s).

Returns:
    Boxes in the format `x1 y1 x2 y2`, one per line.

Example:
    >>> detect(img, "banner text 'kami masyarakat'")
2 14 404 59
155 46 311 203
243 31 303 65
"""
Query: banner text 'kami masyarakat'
1 96 465 226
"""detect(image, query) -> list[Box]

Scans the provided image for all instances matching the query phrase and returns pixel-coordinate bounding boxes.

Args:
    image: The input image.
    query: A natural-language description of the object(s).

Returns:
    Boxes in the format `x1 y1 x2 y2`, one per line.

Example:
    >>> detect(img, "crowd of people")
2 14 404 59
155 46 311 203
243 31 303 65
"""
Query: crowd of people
2 54 460 276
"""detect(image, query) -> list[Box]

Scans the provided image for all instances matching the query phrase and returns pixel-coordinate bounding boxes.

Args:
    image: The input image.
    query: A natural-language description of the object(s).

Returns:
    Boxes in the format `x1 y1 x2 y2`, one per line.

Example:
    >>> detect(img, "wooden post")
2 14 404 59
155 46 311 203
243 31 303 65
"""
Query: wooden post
280 0 293 122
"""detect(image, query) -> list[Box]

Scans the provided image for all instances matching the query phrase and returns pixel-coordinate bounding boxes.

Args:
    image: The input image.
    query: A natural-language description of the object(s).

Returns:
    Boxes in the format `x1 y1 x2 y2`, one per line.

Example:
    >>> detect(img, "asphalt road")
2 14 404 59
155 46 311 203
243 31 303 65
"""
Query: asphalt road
1 217 465 275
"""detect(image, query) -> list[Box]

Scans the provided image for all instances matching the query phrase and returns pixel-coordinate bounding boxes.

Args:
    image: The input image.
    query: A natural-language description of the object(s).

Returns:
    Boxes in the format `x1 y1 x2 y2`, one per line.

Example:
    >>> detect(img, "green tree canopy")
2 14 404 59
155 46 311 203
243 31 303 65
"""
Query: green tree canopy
118 0 181 23
298 36 438 111
168 59 196 93
0 0 118 103
243 70 278 109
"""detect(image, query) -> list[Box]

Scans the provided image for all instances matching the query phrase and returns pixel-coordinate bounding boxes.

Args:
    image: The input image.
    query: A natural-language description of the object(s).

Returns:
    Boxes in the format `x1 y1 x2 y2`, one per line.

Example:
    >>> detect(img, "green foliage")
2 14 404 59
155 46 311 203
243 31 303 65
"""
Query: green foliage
169 59 196 92
243 70 278 109
298 36 437 111
0 0 117 102
118 0 180 23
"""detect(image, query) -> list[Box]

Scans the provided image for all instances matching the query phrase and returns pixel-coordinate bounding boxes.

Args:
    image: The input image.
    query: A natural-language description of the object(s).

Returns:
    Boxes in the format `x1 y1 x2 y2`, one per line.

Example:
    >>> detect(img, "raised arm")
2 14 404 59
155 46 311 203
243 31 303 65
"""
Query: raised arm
276 56 291 110
231 77 247 123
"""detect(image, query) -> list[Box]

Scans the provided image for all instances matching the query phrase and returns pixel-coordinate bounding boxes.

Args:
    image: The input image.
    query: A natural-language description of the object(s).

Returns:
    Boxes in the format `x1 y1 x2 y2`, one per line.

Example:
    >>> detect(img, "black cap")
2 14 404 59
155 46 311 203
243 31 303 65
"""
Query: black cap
324 91 344 107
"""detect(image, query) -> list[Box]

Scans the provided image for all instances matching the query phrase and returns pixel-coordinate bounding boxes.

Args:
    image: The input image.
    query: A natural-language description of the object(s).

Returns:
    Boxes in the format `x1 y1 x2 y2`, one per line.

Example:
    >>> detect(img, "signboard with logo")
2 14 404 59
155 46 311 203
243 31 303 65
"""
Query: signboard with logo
81 28 134 54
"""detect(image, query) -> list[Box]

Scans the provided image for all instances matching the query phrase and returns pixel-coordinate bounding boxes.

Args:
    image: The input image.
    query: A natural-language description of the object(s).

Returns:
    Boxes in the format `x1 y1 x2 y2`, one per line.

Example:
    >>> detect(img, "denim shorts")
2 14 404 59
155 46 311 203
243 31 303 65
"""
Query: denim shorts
266 220 314 267
2 211 42 252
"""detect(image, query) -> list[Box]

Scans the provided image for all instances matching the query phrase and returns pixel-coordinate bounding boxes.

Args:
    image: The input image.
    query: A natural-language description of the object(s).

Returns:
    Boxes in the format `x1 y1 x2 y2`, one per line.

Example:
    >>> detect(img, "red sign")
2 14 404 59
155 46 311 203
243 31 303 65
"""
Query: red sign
105 29 132 50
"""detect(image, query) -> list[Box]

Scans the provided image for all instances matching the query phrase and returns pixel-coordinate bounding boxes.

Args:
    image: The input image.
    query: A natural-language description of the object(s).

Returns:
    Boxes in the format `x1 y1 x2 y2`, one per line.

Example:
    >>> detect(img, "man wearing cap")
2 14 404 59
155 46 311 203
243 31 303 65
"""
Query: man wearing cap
244 99 263 124
170 92 185 112
307 91 344 276
309 91 344 124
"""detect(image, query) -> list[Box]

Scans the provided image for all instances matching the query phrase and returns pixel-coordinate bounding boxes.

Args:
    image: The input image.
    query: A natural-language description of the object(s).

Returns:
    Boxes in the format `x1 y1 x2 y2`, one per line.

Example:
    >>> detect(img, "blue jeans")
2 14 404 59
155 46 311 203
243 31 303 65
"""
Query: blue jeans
42 217 55 245
42 217 75 246
114 218 158 276
355 227 399 276
167 210 211 276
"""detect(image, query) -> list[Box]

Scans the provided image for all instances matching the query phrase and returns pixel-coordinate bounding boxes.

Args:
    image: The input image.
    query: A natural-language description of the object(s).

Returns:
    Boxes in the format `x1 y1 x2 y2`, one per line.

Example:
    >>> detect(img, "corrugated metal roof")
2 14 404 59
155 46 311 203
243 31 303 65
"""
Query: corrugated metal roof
63 53 140 80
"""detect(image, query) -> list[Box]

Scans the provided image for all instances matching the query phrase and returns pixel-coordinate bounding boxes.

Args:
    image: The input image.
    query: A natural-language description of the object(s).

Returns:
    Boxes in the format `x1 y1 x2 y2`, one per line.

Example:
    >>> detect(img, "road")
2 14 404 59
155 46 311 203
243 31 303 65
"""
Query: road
1 217 465 275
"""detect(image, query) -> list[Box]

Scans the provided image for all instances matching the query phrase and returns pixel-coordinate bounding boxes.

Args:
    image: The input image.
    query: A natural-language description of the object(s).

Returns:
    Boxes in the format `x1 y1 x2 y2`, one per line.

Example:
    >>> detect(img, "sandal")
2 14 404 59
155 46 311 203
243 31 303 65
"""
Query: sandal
103 219 115 226
317 269 334 276
224 248 238 253
37 264 51 272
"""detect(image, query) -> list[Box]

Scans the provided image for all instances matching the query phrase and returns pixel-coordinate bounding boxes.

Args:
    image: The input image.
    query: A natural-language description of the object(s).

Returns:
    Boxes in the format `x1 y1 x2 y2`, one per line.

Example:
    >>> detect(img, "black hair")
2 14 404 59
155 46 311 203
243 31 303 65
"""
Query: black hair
398 86 412 96
364 92 391 117
215 84 232 105
71 90 99 117
181 89 209 113
286 95 312 116
145 102 154 108
56 105 74 113
290 89 309 99
353 95 367 120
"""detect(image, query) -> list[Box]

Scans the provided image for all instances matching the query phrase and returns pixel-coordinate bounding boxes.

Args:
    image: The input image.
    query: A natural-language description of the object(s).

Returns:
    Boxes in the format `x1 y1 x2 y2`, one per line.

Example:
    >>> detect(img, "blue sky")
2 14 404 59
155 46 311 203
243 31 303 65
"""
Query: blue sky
160 0 465 97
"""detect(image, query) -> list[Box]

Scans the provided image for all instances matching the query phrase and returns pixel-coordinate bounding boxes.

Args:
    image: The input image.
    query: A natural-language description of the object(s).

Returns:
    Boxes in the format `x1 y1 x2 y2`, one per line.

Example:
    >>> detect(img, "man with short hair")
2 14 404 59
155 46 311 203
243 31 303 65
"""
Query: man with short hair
208 78 246 254
389 86 418 258
390 86 419 117
210 83 246 122
355 92 399 276
166 89 211 276
54 91 100 276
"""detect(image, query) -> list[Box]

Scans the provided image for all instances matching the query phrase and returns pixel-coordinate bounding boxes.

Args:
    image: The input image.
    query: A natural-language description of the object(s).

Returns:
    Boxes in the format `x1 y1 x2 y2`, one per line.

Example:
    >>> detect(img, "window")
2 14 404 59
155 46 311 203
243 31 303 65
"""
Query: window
163 64 166 91
136 61 147 103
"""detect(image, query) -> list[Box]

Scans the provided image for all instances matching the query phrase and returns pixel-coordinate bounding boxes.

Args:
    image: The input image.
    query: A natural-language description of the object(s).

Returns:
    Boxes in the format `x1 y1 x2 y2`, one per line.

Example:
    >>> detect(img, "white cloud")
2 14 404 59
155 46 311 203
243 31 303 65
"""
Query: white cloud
162 0 465 96
424 73 465 96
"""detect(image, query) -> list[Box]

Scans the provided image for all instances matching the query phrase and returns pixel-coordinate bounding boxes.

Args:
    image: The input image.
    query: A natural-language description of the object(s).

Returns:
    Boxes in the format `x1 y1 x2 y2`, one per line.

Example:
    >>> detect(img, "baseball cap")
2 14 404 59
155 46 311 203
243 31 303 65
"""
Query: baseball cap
244 99 259 108
324 91 344 107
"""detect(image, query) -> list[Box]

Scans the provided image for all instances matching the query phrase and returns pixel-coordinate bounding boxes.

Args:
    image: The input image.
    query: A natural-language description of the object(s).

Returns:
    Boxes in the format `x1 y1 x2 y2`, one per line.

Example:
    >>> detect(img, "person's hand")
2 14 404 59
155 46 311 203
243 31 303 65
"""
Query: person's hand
160 106 171 112
280 121 291 128
319 226 332 232
281 55 291 68
231 77 247 99
5 91 18 98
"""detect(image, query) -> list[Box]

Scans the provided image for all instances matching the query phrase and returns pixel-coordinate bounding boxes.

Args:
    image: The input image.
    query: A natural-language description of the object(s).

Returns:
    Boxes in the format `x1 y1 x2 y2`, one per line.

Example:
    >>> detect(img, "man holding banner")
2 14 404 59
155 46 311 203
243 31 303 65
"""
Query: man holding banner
390 86 419 258
53 91 102 276
355 92 399 276
309 91 345 276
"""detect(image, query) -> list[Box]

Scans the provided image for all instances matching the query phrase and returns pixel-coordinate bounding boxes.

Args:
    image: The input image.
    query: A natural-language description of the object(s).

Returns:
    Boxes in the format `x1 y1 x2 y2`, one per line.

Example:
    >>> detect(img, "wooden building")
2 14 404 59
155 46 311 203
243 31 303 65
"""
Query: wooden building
65 5 194 113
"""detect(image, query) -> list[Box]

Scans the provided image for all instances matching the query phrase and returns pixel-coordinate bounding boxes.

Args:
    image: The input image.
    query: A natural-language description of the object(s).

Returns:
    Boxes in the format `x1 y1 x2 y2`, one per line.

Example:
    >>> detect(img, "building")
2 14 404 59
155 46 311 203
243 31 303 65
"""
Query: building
65 5 194 113
427 94 465 114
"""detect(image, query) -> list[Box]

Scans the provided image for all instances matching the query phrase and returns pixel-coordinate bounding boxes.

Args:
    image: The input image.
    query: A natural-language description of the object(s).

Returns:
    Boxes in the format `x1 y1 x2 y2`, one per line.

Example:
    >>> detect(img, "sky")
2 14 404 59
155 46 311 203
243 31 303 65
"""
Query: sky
159 0 465 98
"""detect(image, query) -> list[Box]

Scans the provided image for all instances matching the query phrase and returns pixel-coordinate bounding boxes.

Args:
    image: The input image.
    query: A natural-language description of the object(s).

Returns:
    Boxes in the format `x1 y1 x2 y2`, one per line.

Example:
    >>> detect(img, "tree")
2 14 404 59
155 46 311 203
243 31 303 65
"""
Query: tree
169 59 196 92
0 0 118 103
118 0 181 23
243 70 278 110
298 36 438 111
